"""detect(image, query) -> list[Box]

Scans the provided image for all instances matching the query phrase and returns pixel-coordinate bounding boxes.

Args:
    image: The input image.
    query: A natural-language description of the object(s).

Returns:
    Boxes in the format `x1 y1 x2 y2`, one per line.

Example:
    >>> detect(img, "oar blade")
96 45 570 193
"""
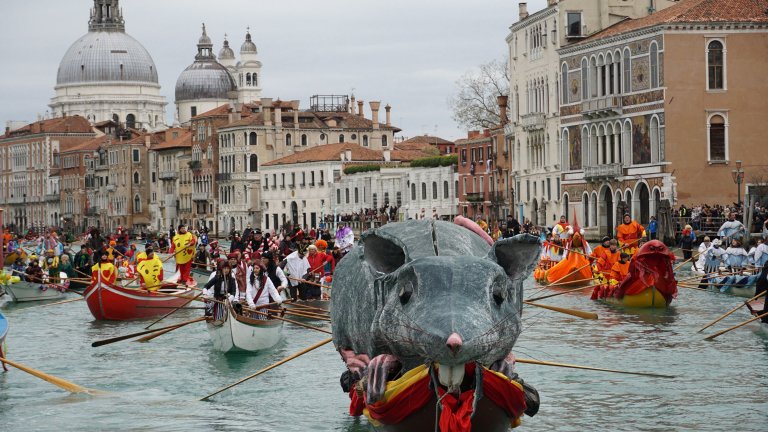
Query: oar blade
0 357 105 395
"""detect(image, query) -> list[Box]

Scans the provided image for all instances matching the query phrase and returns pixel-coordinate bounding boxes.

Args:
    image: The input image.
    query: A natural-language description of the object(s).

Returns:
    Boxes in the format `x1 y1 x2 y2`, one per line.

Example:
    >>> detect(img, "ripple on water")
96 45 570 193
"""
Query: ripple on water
0 275 767 431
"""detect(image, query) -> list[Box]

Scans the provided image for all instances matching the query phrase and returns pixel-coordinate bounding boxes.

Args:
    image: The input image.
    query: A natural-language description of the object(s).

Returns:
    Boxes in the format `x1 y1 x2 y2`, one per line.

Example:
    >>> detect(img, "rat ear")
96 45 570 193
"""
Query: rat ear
364 234 406 274
488 234 541 280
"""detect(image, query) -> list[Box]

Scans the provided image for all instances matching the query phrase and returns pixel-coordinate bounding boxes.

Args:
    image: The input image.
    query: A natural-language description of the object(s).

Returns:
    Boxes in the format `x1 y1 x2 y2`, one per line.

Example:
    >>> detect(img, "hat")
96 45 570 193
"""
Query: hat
109 240 116 246
601 236 611 243
30 254 38 260
684 224 692 230
254 229 262 235
47 249 54 253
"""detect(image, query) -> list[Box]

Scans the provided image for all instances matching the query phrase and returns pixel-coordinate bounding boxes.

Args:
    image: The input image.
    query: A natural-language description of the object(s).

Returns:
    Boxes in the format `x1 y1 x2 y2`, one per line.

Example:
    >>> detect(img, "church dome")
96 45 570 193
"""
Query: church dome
219 38 235 60
56 30 159 86
240 31 257 54
175 25 236 103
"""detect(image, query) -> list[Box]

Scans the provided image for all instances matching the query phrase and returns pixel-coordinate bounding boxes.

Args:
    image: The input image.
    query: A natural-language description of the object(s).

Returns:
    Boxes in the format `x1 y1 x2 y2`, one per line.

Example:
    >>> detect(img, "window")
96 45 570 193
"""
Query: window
132 149 140 163
708 114 726 161
249 154 258 172
650 116 660 163
382 135 388 147
372 193 378 208
396 191 402 206
707 40 725 90
249 132 257 146
567 12 582 37
561 63 569 103
443 181 449 199
461 149 467 164
384 192 390 205
650 42 659 88
411 183 416 200
581 58 589 100
191 107 197 118
362 135 369 147
339 134 345 143
336 189 341 204
286 133 292 146
134 195 141 213
623 48 631 93
126 114 136 129
133 172 139 184
354 187 359 203
421 183 427 200
345 188 350 204
432 182 438 199
301 134 307 146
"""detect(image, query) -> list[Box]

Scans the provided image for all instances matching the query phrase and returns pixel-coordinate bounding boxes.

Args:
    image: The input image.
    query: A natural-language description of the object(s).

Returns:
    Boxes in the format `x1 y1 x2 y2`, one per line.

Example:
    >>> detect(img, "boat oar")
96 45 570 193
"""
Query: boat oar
527 282 602 302
135 319 201 343
137 306 206 310
697 291 767 333
287 276 326 288
144 292 204 330
672 251 703 272
200 337 333 401
280 309 331 321
546 263 593 288
704 310 768 341
523 301 598 320
28 297 84 309
91 317 207 347
0 357 105 394
283 301 329 314
249 309 331 334
516 357 675 379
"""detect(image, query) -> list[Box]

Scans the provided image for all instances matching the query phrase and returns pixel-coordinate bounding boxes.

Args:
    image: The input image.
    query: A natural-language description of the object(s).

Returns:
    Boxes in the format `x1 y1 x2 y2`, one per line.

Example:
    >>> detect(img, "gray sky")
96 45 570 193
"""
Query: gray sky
0 0 548 140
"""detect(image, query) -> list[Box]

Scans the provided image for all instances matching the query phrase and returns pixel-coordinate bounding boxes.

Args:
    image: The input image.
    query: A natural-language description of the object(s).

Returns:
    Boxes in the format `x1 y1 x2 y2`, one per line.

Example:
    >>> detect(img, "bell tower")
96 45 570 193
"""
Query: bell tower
89 0 125 32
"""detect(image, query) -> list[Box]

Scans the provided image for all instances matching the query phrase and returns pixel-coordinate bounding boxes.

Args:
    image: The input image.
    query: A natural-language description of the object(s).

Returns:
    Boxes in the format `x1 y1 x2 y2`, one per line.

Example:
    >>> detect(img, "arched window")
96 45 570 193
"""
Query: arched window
650 42 659 88
336 189 341 204
384 192 390 205
707 40 724 90
134 195 141 213
354 187 359 203
650 116 660 163
126 114 136 129
444 181 449 199
253 73 258 87
583 193 590 227
708 114 726 161
112 114 120 123
133 172 139 184
382 135 388 147
421 183 427 200
411 183 416 200
249 154 258 172
345 188 350 204
561 63 569 104
301 134 307 146
581 58 589 100
339 134 345 143
372 193 378 208
246 73 252 86
362 135 369 147
249 132 257 146
286 133 292 146
432 182 438 199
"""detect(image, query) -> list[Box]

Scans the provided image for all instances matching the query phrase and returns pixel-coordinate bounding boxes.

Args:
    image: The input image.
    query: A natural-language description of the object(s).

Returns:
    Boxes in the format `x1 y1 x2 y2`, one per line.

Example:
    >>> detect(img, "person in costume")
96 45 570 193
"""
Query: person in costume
717 212 747 244
170 224 197 285
724 239 749 271
335 224 355 254
753 238 768 268
695 236 712 271
610 252 631 282
91 253 117 285
679 225 697 262
203 261 237 320
283 246 310 300
261 251 289 301
136 247 164 291
703 239 727 274
551 215 573 245
42 249 60 279
246 263 282 319
616 214 646 255
596 239 620 276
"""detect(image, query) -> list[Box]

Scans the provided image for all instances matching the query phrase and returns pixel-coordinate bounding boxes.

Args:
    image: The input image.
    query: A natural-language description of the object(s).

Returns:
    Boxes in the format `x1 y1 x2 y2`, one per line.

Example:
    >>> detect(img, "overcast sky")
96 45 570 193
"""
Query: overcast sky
0 0 548 140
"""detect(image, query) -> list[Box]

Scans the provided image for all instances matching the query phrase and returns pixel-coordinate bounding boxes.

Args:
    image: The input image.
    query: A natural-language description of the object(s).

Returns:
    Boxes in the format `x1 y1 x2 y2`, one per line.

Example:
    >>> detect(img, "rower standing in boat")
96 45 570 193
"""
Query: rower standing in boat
717 212 747 244
616 214 646 256
679 225 697 264
246 263 282 320
136 247 164 291
203 261 237 320
283 246 310 301
753 238 768 268
170 224 197 286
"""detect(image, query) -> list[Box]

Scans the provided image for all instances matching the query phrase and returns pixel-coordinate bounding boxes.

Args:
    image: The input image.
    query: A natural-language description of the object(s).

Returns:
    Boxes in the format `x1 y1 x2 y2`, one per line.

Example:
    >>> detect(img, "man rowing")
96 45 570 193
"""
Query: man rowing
616 214 646 256
136 247 164 291
717 212 747 244
170 224 197 286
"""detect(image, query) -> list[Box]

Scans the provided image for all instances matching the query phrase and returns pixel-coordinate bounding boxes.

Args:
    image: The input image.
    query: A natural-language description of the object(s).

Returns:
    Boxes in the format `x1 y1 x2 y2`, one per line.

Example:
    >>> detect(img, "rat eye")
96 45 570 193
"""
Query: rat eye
492 285 504 306
399 283 413 305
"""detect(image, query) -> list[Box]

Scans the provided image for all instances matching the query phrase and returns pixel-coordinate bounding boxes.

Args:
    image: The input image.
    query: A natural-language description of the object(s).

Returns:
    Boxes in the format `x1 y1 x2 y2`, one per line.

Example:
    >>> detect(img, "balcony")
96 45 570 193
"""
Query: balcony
584 163 623 181
62 212 74 219
215 173 232 182
581 96 623 118
86 207 99 216
7 196 25 204
521 113 545 131
192 192 209 202
159 170 178 180
504 123 515 137
105 184 117 192
490 191 506 204
45 193 60 202
465 192 486 203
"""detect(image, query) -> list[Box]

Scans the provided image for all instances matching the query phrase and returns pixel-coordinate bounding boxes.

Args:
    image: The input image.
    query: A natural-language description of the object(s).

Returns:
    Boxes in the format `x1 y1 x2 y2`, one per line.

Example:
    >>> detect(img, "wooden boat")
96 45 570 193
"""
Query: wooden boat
4 280 66 303
698 274 757 298
0 310 7 370
747 298 768 334
83 276 194 321
206 301 283 352
593 284 669 308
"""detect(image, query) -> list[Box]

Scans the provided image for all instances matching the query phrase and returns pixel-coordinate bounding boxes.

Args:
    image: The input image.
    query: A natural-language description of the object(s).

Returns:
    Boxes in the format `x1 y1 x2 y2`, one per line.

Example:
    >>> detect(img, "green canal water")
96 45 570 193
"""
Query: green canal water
1 273 767 431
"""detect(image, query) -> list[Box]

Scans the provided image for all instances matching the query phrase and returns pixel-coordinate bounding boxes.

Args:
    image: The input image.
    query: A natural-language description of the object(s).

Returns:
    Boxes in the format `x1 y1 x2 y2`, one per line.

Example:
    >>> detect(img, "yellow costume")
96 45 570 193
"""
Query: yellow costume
137 256 164 291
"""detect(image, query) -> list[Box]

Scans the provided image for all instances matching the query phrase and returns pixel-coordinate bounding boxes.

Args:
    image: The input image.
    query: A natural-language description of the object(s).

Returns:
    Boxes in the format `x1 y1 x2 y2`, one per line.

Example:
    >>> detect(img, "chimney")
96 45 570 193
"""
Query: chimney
497 95 509 125
385 104 392 127
350 95 357 115
340 152 345 162
261 98 273 127
145 135 151 148
345 149 352 161
357 100 364 118
369 101 381 129
547 0 557 6
519 2 529 20
383 150 391 162
275 104 282 127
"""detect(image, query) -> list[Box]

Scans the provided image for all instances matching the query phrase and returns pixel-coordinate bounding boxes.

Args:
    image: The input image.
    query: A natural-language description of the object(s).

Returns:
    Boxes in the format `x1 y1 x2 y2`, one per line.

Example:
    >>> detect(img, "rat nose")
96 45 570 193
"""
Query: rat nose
446 332 463 354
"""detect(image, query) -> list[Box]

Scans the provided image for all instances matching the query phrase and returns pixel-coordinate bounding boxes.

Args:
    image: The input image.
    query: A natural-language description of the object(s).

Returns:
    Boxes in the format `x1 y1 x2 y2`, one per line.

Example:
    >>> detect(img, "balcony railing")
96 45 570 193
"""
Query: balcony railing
584 163 623 181
490 191 506 204
465 192 486 203
62 212 74 219
86 207 99 216
521 113 545 131
44 194 59 202
215 173 232 182
7 196 25 204
105 184 117 192
192 192 209 202
581 96 623 118
159 171 178 180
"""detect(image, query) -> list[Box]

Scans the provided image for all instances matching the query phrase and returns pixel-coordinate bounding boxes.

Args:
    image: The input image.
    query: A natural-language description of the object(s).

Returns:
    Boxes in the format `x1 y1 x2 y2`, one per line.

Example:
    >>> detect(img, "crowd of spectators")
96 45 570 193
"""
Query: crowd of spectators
676 202 768 234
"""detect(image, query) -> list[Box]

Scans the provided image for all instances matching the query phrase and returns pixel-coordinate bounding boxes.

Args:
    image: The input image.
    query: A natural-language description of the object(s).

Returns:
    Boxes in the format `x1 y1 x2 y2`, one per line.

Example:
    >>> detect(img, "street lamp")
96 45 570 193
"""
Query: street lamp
731 160 745 209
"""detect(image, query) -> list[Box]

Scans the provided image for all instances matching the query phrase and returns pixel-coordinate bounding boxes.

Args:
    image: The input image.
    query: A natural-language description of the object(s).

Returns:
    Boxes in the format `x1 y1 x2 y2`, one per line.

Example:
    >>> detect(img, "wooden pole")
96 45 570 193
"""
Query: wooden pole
527 282 602 302
545 263 593 288
697 290 767 333
91 317 207 347
28 297 84 309
200 337 333 401
704 310 768 340
516 357 675 378
523 301 598 320
144 292 203 330
0 357 105 394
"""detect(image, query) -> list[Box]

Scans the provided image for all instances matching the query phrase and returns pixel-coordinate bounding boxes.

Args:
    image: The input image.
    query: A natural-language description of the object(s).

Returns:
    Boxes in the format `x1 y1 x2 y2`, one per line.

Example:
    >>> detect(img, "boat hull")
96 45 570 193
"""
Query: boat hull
206 303 283 352
602 286 669 309
376 396 512 432
4 281 65 303
83 281 194 321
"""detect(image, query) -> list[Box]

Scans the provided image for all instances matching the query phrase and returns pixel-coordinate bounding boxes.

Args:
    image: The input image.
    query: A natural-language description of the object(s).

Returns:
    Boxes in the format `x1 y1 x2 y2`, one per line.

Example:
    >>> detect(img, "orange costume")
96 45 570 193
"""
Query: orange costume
91 262 117 285
170 231 197 284
596 249 620 274
616 220 646 254
610 260 630 282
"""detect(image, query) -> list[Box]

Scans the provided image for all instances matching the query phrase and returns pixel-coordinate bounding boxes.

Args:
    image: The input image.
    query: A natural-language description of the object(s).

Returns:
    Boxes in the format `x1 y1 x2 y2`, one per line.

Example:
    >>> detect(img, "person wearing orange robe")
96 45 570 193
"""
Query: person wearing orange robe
616 214 646 255
596 239 620 275
610 253 631 282
170 224 197 285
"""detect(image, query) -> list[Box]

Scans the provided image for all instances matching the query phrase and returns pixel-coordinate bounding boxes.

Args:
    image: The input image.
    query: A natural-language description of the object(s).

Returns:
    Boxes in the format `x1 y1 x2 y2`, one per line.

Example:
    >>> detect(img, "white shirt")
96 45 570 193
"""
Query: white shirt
284 251 310 287
246 268 282 308
754 243 768 266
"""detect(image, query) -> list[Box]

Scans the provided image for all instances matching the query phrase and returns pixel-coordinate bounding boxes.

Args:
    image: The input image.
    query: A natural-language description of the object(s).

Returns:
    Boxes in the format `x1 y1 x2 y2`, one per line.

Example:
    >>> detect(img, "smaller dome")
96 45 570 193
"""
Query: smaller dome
219 37 235 60
199 24 212 46
240 30 257 54
175 62 237 102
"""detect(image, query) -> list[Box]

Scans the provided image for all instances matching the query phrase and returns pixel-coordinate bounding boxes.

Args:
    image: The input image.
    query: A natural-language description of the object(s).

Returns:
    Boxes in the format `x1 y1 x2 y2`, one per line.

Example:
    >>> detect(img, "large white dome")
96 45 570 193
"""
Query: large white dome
56 31 159 86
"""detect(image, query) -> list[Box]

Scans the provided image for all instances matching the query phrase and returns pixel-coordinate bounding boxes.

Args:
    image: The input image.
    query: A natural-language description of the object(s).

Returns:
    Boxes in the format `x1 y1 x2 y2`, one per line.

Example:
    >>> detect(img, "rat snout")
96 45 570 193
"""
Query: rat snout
446 332 463 354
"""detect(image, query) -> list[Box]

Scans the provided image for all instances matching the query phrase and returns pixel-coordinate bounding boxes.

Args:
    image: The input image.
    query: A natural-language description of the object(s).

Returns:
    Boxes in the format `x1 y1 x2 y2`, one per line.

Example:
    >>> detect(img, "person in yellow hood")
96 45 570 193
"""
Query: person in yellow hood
170 224 197 285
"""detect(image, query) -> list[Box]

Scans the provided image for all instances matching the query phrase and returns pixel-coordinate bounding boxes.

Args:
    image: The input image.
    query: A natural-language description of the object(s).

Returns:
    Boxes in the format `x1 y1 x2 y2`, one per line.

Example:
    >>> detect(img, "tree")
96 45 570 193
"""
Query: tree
449 57 511 131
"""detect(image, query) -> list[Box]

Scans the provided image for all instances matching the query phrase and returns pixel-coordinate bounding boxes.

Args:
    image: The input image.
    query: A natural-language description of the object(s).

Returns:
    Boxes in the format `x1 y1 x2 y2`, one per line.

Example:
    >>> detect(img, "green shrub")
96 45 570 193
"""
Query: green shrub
344 164 381 175
410 154 458 168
